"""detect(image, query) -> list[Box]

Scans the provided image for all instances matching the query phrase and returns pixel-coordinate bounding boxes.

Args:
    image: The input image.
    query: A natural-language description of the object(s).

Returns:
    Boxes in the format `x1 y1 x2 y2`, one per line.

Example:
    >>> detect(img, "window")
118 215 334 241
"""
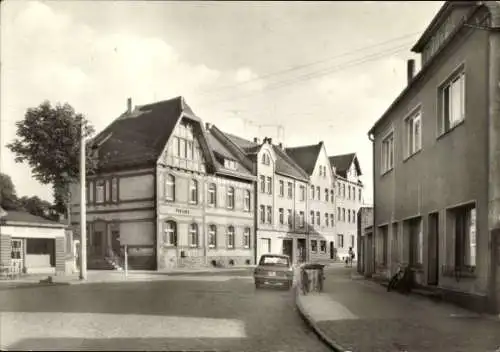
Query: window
300 185 305 201
348 186 351 200
11 239 22 259
358 189 362 202
243 228 251 249
266 206 272 224
311 240 318 253
320 240 327 253
96 180 105 203
337 182 341 196
227 226 235 249
299 211 305 228
111 178 118 203
330 190 334 203
338 234 344 248
165 174 175 201
244 190 251 211
311 185 315 200
342 184 346 198
351 235 355 248
316 186 320 200
408 218 423 266
279 208 284 225
227 187 234 209
330 214 334 227
325 213 329 227
88 181 94 203
260 176 265 193
325 189 329 202
260 205 265 224
224 158 237 170
337 207 341 221
452 205 476 269
287 182 293 198
189 223 199 248
287 209 292 227
440 70 465 134
279 180 284 197
342 208 346 222
208 183 216 207
266 177 272 194
310 211 315 225
316 211 320 226
261 153 270 165
189 179 198 204
164 221 177 246
381 132 394 173
353 210 356 224
348 210 351 223
208 225 217 248
405 110 422 157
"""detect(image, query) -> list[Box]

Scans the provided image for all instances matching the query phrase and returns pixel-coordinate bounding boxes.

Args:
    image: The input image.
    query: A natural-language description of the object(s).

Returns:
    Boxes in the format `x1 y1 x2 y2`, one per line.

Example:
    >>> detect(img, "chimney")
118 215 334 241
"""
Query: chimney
127 97 132 114
268 138 273 144
278 142 283 149
205 122 211 130
407 59 415 85
253 137 260 143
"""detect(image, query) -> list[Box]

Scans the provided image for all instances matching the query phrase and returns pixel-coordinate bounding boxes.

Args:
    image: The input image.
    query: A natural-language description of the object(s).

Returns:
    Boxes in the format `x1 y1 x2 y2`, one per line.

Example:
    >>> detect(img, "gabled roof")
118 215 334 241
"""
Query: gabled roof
285 142 323 176
329 153 362 178
215 130 309 181
93 96 189 171
0 210 65 227
205 130 255 181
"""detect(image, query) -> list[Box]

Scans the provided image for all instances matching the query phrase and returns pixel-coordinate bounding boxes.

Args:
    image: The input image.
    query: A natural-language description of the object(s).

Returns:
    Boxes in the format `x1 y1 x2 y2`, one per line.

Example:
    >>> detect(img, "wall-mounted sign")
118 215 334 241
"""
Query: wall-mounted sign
175 208 189 215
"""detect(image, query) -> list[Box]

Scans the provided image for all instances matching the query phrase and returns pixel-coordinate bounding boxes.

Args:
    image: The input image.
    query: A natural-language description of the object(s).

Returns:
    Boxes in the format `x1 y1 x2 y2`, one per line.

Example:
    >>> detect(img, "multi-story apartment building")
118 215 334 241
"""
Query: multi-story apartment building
70 96 256 270
207 130 311 264
329 153 364 261
286 142 337 261
368 1 500 313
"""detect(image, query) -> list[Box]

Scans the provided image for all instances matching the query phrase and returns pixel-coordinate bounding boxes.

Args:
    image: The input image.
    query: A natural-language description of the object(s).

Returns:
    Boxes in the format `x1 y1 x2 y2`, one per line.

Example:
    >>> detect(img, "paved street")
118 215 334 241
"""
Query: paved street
0 273 332 351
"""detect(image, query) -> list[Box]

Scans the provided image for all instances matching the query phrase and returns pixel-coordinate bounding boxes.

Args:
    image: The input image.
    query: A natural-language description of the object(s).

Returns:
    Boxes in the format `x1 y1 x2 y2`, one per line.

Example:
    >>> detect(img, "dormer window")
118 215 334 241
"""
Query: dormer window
261 152 270 165
224 158 237 170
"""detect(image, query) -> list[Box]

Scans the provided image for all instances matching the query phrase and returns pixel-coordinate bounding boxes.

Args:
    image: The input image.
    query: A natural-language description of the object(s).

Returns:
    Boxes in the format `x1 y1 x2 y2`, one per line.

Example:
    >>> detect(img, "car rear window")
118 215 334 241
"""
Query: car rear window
259 256 289 266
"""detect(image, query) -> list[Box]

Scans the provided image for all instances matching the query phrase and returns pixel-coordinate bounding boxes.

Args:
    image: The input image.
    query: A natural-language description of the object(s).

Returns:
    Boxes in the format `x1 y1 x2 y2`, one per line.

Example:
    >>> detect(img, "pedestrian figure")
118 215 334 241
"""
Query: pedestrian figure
348 247 355 268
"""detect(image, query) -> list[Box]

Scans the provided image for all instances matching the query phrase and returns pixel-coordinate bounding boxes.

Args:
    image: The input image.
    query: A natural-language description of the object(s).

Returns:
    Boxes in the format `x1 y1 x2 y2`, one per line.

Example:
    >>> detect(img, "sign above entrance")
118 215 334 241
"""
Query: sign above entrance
175 209 189 215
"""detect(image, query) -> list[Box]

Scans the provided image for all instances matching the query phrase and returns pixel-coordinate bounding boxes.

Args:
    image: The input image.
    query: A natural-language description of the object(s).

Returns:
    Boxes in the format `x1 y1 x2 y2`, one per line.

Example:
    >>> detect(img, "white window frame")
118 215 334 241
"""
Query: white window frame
227 226 235 249
316 211 320 226
266 206 272 224
244 190 251 212
165 174 175 202
405 108 422 158
287 182 293 199
381 130 395 174
311 239 318 253
439 68 465 135
259 205 265 224
279 180 284 197
164 221 177 247
279 208 284 225
266 176 272 194
287 209 292 227
208 183 216 207
243 228 251 249
226 187 235 209
111 178 118 203
260 176 265 193
299 211 305 228
208 225 217 248
189 223 199 248
300 185 305 201
189 179 198 204
96 180 105 204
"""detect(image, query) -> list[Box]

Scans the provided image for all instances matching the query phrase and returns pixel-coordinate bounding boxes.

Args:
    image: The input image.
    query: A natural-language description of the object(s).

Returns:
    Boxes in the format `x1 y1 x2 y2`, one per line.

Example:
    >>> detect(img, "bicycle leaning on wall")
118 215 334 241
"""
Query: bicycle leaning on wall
387 263 413 294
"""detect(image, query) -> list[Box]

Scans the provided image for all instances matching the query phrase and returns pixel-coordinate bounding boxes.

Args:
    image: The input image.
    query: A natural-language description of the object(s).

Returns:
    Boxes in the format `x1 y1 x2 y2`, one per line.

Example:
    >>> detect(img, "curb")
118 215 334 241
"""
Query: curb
294 286 349 352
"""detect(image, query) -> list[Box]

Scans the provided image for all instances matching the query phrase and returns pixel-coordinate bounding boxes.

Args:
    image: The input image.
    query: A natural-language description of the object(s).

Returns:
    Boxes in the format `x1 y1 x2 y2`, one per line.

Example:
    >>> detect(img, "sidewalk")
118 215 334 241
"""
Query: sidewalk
0 266 255 289
295 266 500 352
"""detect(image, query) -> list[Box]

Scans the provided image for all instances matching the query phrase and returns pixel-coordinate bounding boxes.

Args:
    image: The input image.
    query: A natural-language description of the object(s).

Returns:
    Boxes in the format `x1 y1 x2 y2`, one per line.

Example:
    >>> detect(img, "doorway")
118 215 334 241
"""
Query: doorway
297 238 306 263
330 241 335 259
428 212 439 285
282 239 293 262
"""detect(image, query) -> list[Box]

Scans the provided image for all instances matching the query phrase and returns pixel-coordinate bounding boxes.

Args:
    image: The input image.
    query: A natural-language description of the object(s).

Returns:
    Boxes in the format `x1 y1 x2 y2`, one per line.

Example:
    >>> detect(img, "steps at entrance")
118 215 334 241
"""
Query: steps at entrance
87 257 116 271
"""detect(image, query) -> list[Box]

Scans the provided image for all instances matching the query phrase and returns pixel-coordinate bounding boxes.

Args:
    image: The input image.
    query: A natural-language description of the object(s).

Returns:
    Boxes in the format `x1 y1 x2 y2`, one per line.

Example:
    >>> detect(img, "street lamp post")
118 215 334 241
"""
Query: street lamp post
79 120 87 280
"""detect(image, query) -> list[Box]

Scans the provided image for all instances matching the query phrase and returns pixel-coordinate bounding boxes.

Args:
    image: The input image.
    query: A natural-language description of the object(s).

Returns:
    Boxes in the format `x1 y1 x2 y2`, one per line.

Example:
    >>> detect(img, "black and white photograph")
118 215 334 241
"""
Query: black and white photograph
1 1 500 351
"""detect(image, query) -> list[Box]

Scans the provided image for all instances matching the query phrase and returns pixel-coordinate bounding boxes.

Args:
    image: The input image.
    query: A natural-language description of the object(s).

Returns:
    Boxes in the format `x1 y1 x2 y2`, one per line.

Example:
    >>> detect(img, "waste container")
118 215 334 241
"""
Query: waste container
300 263 325 294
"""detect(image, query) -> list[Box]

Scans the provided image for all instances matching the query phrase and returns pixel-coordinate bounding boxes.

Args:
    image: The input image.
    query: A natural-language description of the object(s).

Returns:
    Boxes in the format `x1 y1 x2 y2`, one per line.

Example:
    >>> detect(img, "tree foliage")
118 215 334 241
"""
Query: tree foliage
0 173 20 210
6 101 99 215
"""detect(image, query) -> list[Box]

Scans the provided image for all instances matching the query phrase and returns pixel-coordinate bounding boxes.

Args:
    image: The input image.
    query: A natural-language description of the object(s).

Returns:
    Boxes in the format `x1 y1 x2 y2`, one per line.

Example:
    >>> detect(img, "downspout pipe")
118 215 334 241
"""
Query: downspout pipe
368 132 375 276
483 0 500 314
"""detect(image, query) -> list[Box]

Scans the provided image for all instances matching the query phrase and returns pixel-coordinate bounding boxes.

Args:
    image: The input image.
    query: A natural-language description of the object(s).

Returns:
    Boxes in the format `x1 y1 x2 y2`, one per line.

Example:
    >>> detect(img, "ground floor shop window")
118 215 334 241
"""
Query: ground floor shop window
450 204 476 271
311 240 318 253
320 240 327 253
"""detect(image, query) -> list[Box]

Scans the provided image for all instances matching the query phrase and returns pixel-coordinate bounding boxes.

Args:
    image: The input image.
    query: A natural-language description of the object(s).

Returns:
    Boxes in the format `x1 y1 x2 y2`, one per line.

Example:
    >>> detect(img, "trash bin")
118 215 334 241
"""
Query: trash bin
300 263 325 294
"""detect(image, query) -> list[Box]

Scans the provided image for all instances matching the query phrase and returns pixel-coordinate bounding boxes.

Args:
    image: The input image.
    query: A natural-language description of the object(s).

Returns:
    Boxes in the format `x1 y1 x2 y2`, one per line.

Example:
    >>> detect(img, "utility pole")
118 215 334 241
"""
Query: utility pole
79 120 87 281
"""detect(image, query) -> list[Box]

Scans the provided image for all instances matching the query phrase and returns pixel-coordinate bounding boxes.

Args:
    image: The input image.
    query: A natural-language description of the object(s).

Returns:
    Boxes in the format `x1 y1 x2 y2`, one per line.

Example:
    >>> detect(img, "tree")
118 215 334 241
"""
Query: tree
6 101 98 222
0 173 20 210
18 195 56 219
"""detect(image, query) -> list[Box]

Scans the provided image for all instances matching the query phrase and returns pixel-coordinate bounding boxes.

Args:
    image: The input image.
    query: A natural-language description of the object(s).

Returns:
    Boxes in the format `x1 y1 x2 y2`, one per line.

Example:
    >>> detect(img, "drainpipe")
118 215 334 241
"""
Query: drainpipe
368 132 376 276
484 1 500 313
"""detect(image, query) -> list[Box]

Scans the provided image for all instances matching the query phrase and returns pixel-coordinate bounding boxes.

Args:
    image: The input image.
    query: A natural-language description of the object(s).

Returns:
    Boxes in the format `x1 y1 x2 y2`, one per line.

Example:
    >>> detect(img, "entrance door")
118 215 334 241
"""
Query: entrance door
366 233 373 275
330 241 335 259
428 213 439 285
111 230 121 255
297 239 306 263
259 238 271 256
282 239 293 262
11 239 24 272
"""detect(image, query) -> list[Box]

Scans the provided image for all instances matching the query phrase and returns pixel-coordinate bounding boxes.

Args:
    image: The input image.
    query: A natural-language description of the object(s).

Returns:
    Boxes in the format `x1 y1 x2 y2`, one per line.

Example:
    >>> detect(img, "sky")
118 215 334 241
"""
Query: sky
0 0 444 205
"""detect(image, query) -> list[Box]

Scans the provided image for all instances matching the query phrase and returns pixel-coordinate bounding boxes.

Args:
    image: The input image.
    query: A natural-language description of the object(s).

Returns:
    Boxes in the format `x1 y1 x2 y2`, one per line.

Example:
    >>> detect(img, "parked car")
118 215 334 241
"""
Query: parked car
254 254 294 290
